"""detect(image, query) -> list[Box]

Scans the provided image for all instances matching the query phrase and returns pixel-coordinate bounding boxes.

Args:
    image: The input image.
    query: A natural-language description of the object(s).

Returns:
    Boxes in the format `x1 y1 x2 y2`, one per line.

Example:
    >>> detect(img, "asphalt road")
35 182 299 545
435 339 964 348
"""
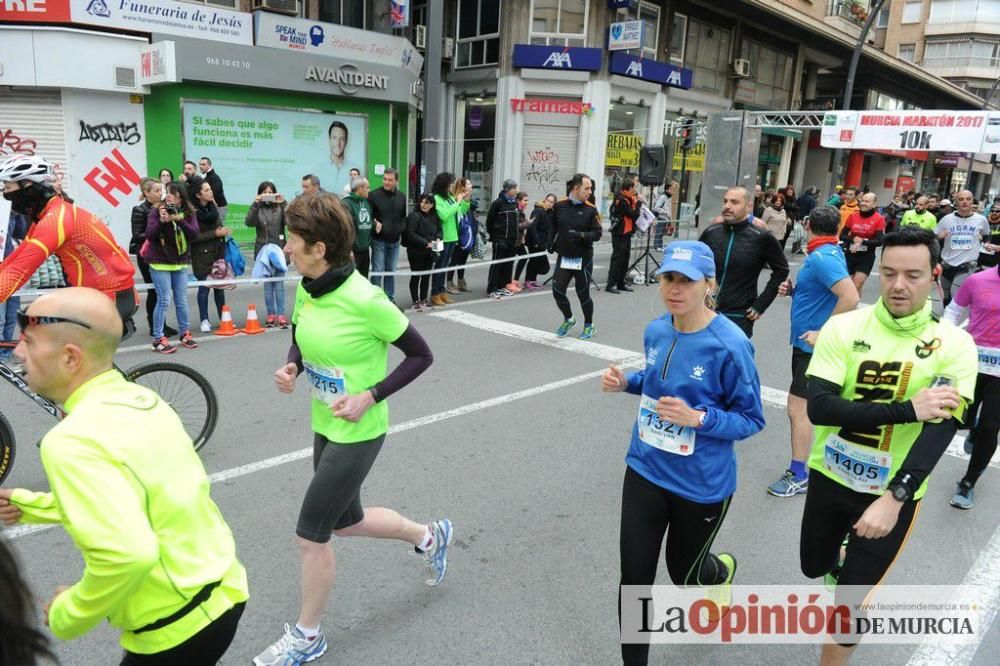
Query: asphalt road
3 241 999 665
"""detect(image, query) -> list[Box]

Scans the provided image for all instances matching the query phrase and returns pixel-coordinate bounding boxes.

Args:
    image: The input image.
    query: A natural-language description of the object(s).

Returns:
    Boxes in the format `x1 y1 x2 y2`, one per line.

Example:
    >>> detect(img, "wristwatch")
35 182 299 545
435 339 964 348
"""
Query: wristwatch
697 411 707 428
888 481 912 503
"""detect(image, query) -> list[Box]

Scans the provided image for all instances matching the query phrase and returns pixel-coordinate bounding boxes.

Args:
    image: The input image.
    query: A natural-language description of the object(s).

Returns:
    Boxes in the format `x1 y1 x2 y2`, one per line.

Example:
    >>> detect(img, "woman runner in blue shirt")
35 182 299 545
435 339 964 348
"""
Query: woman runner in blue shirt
603 240 765 665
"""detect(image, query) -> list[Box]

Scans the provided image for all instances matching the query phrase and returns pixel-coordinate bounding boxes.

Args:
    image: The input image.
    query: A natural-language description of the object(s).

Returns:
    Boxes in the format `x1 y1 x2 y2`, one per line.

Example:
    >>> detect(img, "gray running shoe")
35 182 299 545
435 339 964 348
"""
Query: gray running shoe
253 623 328 666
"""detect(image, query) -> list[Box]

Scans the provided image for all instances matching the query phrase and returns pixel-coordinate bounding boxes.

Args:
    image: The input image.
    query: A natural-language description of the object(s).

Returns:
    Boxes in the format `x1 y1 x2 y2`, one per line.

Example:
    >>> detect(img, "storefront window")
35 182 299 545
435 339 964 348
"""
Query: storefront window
663 114 706 218
457 0 501 68
603 103 647 215
616 0 660 59
756 134 783 191
685 19 731 96
319 0 365 28
461 98 496 204
739 39 793 109
530 0 588 47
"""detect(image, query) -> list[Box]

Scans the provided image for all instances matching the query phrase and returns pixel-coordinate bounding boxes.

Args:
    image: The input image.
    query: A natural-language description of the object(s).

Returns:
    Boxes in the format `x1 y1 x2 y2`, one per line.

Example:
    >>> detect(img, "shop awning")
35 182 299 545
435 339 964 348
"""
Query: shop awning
762 127 803 140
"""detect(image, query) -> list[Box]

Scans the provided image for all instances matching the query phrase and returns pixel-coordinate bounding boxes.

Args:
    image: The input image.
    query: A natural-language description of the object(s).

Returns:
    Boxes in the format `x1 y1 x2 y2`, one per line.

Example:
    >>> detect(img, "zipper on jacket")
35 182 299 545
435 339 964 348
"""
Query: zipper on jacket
659 337 679 382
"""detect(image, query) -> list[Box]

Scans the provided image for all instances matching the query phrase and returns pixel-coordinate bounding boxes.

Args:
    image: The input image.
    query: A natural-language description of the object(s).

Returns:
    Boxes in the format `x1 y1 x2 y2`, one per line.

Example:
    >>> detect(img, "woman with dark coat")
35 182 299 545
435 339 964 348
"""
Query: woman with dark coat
404 193 442 311
188 176 232 332
245 180 288 327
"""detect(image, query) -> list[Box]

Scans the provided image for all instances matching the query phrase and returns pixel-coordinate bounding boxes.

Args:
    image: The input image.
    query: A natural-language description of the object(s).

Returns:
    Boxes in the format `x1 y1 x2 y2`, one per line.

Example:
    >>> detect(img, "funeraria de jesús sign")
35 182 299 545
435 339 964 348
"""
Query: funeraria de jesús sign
305 64 388 94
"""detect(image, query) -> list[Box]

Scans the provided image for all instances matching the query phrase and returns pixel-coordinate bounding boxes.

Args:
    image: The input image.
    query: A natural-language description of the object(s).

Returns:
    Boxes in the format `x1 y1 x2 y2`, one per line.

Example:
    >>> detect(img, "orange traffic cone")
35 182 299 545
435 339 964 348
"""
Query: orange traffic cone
214 305 238 336
241 304 265 335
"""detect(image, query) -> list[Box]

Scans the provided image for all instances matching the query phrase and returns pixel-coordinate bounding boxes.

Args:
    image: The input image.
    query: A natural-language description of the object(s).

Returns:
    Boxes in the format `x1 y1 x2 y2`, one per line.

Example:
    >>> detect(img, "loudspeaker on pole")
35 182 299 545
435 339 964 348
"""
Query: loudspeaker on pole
639 145 666 186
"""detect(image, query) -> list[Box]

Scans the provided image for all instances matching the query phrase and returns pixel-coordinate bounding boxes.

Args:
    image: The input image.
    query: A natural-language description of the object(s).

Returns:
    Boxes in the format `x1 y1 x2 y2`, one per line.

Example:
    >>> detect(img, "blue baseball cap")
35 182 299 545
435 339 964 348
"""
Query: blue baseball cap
654 241 716 280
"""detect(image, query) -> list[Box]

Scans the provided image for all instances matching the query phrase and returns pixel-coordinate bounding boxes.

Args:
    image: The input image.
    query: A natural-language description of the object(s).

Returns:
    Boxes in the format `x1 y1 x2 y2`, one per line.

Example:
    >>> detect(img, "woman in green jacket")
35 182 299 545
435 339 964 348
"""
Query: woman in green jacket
429 172 470 305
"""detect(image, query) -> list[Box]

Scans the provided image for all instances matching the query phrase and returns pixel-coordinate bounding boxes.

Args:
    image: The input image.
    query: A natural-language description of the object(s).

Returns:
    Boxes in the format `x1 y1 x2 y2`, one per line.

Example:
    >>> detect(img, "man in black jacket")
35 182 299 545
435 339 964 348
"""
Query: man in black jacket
369 168 407 303
199 157 228 223
699 185 789 338
606 178 643 293
548 173 602 340
486 179 521 298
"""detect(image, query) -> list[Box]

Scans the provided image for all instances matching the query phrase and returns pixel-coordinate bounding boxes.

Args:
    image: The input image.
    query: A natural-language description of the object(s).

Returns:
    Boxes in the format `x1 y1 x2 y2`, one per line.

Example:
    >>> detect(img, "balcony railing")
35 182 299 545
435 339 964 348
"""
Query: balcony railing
922 56 1000 69
827 0 868 25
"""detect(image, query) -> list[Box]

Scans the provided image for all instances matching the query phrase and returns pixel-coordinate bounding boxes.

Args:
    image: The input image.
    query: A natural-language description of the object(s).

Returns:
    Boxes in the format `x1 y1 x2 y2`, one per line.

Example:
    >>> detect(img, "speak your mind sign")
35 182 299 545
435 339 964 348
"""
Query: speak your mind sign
182 101 367 205
69 0 252 45
821 110 1000 154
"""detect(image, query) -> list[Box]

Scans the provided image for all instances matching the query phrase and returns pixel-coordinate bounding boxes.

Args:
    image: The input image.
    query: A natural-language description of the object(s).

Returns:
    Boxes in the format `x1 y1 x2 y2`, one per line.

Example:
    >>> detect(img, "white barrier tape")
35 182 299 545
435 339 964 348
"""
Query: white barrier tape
13 274 298 299
369 249 551 278
12 238 619 297
369 237 618 278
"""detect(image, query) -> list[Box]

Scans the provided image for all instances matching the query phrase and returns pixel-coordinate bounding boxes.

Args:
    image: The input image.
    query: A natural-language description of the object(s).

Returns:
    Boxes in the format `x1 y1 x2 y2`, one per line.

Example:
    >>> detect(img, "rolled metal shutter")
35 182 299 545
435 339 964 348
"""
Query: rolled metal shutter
0 90 69 190
519 123 579 207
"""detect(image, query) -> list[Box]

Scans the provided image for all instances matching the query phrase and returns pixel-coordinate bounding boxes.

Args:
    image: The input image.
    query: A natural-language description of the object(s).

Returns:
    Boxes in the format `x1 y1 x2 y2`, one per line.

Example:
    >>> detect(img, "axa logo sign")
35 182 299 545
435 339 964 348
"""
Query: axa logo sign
543 51 573 68
625 60 643 77
85 0 110 17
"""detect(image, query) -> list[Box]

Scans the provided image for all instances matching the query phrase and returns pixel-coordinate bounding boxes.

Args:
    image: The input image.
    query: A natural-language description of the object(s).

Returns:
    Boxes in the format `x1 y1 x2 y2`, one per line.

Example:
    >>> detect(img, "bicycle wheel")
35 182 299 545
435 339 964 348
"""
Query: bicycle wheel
124 362 218 452
0 412 15 484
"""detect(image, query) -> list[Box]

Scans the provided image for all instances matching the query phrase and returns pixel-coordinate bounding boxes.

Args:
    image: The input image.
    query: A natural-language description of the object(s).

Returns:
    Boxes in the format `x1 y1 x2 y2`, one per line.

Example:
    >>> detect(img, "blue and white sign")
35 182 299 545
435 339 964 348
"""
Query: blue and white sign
69 0 253 45
608 20 643 51
511 44 603 71
608 0 632 8
609 52 693 90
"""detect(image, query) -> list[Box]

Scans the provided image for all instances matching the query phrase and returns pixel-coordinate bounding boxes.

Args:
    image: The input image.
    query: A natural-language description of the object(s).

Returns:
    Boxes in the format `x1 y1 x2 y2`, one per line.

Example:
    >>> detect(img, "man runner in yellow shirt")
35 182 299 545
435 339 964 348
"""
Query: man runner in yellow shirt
798 227 977 664
0 287 248 665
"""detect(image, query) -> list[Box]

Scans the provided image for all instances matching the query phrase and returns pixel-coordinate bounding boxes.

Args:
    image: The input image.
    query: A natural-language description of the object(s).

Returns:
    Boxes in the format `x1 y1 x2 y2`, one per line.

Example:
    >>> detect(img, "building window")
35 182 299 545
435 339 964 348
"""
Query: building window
456 0 500 68
876 5 891 28
616 0 660 59
923 38 1000 67
319 0 365 28
669 13 687 64
897 43 916 62
529 0 588 47
739 38 794 108
684 19 731 95
901 0 923 23
929 0 1000 22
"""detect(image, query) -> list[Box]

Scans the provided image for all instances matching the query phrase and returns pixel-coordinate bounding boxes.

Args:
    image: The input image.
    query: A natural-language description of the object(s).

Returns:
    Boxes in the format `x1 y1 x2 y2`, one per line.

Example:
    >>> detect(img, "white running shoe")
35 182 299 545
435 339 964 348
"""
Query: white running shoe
421 518 455 586
199 319 212 333
253 623 328 666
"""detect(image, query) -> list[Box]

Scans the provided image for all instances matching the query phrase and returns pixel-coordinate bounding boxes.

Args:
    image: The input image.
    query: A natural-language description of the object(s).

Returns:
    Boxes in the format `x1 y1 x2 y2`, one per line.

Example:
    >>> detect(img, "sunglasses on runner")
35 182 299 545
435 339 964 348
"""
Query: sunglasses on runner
17 310 93 330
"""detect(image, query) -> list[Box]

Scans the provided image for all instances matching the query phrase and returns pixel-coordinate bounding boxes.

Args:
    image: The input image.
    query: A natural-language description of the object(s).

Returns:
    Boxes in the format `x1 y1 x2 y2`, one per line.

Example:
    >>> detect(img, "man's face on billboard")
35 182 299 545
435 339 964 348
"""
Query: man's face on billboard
329 127 347 159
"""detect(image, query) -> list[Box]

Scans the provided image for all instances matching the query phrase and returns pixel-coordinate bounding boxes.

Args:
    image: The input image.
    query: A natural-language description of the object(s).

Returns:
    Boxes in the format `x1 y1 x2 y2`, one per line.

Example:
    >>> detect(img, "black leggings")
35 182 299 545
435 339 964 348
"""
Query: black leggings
120 602 245 665
353 248 370 278
487 242 515 294
136 257 158 326
447 245 471 282
619 467 732 665
800 471 919 645
552 256 594 325
963 373 1000 487
407 250 434 302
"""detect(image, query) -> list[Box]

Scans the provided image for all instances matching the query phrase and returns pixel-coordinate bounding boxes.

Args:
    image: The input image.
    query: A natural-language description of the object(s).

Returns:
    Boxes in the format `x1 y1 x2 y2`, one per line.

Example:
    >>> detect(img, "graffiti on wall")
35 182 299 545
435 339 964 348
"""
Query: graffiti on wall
524 147 561 187
0 128 38 157
78 121 142 145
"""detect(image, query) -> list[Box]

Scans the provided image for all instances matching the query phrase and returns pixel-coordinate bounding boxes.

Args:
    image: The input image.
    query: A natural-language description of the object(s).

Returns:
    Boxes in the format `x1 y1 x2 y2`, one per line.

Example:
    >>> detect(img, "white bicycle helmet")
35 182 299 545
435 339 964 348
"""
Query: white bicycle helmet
0 155 56 184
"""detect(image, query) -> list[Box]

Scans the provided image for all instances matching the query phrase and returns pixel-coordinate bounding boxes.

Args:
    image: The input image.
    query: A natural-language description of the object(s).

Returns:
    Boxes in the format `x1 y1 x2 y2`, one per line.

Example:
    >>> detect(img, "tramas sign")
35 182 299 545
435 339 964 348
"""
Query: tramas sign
821 111 1000 154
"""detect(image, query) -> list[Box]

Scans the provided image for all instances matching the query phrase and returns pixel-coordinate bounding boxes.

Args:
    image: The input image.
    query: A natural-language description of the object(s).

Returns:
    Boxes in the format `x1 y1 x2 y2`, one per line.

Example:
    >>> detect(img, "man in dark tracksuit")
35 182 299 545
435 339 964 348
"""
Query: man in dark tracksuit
699 185 789 338
486 179 521 297
548 173 602 340
606 178 643 293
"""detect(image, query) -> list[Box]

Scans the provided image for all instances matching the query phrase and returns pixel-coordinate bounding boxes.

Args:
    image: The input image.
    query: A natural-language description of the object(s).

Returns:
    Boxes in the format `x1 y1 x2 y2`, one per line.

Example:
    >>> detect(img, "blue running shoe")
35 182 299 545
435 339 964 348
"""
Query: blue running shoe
556 318 576 338
423 519 454 586
951 481 975 510
253 623 328 666
767 470 809 498
579 324 595 340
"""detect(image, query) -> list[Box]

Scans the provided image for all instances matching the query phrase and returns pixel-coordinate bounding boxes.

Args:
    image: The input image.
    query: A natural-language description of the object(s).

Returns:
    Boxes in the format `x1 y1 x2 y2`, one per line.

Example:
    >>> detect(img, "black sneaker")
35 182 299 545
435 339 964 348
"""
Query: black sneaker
152 337 176 354
178 331 198 349
163 324 179 337
620 284 635 292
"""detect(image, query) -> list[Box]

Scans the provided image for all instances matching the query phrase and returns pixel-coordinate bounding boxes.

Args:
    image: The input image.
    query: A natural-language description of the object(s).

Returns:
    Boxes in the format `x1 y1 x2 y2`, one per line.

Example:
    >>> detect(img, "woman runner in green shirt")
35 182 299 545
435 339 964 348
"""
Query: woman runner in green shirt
253 192 451 666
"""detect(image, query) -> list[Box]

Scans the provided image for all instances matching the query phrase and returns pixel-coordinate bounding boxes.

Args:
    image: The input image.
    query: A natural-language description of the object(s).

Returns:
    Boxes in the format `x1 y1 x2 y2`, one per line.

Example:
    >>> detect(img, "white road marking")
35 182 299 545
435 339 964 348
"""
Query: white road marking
4 361 641 541
428 310 643 364
434 309 993 468
906 529 1000 666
